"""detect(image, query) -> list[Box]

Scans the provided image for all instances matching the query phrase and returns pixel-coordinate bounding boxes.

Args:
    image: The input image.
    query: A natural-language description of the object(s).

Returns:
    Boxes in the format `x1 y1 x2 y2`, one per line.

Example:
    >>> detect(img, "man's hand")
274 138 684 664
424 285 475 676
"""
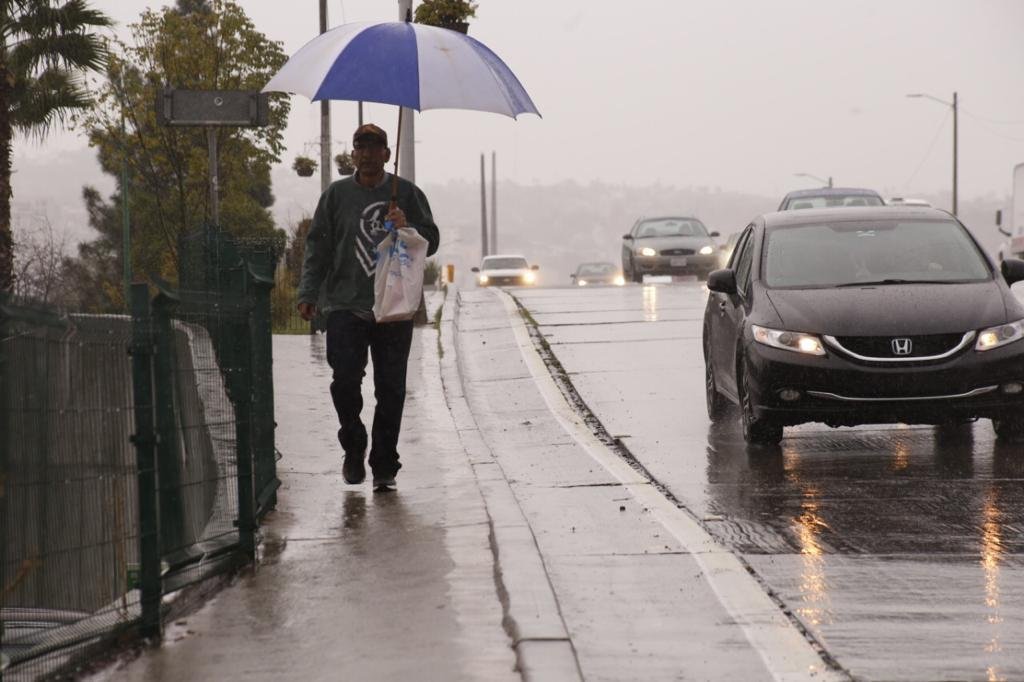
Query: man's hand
297 302 317 321
385 205 407 229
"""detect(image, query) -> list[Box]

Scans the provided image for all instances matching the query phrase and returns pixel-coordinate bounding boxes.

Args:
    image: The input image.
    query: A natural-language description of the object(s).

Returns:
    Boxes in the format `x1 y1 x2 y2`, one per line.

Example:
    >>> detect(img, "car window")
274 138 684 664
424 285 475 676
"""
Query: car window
763 219 991 288
578 263 616 276
733 227 755 295
784 194 884 209
635 218 709 238
482 257 529 270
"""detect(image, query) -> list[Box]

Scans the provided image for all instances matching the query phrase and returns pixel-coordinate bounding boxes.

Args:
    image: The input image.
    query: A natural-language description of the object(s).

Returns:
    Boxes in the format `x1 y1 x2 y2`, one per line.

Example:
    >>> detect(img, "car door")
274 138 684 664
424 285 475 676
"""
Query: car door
710 224 755 397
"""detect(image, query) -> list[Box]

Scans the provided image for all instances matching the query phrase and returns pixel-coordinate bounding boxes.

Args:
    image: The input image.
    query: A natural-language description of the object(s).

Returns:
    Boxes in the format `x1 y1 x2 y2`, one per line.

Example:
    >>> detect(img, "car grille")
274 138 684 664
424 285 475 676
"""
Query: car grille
660 248 695 256
831 333 968 360
487 275 524 285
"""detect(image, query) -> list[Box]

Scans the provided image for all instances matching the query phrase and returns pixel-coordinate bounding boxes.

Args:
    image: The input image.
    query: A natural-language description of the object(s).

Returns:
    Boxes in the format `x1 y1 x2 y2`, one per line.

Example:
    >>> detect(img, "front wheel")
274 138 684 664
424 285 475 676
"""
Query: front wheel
993 416 1024 441
739 362 783 445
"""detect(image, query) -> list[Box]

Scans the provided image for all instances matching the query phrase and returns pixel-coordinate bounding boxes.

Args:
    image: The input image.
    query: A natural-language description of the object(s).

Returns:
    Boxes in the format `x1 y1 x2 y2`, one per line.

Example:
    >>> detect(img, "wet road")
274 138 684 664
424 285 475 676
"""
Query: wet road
511 282 1024 682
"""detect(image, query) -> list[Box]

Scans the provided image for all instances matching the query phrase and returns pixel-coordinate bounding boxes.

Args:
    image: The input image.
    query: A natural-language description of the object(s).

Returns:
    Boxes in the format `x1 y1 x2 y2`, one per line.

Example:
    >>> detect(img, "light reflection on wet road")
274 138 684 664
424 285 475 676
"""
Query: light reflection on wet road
513 282 1024 681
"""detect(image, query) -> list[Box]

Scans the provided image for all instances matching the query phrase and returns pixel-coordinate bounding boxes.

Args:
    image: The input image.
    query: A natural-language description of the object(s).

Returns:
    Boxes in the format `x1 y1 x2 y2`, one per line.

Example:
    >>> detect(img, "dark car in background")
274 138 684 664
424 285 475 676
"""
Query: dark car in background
703 206 1024 445
777 187 884 210
621 216 719 282
570 262 625 287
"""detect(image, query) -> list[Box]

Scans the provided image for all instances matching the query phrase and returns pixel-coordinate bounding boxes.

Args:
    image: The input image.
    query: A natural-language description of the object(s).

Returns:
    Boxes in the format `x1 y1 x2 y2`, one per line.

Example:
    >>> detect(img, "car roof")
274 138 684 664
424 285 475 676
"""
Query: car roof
762 205 954 228
482 253 528 260
781 187 882 199
638 215 702 222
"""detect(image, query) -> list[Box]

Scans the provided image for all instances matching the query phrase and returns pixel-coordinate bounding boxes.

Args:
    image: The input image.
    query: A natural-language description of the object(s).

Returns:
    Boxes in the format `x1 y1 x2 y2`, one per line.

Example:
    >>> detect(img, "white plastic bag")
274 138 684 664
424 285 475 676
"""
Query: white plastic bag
373 227 428 323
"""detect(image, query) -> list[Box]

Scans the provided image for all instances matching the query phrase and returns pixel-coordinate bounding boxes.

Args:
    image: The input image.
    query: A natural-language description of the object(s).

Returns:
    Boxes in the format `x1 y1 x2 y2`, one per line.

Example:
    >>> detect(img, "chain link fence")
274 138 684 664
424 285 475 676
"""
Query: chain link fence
1 226 280 680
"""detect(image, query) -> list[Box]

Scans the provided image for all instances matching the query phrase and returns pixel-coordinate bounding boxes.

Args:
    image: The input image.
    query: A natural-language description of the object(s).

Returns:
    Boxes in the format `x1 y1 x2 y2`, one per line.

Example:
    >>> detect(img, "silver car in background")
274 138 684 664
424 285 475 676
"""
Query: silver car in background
621 216 720 282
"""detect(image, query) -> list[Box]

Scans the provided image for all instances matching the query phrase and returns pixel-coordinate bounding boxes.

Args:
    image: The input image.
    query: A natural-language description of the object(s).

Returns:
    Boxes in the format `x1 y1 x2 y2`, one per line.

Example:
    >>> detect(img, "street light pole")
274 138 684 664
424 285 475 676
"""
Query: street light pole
906 91 958 216
953 91 958 216
794 172 832 187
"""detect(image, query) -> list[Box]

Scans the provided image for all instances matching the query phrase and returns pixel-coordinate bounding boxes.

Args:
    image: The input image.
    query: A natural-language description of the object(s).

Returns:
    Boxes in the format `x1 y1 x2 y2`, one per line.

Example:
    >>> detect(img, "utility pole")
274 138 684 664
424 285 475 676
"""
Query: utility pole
952 91 958 216
490 152 497 253
120 86 131 309
319 0 331 192
480 154 488 258
398 0 415 182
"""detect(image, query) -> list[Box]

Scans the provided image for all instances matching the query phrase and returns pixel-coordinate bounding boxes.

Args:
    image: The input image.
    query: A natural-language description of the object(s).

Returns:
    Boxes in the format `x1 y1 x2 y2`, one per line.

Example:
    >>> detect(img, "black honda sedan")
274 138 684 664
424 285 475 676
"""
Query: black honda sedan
703 207 1024 445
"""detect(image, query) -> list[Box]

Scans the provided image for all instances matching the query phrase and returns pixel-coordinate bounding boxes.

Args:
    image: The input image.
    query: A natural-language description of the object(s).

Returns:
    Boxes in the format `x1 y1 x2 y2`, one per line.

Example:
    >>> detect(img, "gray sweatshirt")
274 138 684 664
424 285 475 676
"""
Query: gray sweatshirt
298 172 439 314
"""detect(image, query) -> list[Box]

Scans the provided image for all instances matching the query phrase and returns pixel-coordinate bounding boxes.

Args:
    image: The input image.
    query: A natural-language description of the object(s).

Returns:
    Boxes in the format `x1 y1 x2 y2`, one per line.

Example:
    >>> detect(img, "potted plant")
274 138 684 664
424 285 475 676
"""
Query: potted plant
414 0 477 34
335 152 355 176
292 156 317 177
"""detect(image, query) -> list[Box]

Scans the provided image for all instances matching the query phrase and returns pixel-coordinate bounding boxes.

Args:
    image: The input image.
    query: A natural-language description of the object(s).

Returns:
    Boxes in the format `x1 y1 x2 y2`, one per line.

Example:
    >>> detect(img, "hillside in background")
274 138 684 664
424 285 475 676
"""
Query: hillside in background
10 145 1008 292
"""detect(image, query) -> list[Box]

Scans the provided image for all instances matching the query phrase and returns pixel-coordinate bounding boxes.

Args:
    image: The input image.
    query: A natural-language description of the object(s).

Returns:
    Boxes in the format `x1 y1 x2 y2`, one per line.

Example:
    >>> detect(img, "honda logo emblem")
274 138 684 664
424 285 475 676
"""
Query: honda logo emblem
891 338 913 356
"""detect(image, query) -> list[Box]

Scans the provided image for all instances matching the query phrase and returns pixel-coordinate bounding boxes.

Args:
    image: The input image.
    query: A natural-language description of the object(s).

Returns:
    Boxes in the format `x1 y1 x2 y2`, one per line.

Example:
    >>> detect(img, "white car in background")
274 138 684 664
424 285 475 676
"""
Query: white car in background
471 254 539 287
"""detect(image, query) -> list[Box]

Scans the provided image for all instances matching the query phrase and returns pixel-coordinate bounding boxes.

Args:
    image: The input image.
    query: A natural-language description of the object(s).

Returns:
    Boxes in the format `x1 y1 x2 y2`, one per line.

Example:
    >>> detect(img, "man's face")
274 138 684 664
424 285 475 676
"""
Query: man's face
352 136 390 176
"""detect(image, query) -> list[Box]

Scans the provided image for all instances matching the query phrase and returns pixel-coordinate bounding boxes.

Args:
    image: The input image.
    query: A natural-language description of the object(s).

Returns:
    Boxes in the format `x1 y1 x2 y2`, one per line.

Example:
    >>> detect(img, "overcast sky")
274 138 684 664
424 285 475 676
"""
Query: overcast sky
15 0 1024 227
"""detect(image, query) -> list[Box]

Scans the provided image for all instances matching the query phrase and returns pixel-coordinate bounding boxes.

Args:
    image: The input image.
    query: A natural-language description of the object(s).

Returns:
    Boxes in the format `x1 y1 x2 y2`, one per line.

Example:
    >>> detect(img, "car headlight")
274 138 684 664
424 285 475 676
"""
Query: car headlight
637 247 657 257
522 271 536 284
752 324 826 356
613 275 625 286
976 319 1024 351
577 279 587 286
699 245 714 255
478 274 489 284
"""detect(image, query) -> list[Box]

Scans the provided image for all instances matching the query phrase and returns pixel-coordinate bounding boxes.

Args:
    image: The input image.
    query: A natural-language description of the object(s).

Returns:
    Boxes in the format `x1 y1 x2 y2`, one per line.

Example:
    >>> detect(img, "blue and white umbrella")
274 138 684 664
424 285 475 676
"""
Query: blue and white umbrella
263 21 540 119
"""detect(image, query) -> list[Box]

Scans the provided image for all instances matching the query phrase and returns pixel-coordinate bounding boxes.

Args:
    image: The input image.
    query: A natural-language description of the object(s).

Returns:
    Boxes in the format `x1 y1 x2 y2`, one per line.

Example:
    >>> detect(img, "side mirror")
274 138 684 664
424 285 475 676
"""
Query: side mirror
995 209 1011 236
709 231 720 238
570 273 576 279
706 269 737 295
471 267 480 273
622 234 633 240
1001 258 1024 286
531 265 540 271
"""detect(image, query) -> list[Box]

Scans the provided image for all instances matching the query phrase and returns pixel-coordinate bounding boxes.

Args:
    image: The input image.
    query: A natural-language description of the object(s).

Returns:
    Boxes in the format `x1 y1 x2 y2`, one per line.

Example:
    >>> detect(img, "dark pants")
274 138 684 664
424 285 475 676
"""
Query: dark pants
325 311 414 478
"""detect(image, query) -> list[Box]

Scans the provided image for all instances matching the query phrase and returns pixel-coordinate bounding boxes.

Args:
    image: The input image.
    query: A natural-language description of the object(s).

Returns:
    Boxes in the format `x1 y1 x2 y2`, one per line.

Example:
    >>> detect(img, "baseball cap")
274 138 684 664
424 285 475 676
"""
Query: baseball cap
353 123 388 145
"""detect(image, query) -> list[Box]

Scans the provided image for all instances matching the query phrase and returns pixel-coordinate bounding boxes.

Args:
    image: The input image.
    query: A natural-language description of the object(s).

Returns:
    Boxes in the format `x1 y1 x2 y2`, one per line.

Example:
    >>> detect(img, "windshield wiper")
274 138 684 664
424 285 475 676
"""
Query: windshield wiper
834 278 959 287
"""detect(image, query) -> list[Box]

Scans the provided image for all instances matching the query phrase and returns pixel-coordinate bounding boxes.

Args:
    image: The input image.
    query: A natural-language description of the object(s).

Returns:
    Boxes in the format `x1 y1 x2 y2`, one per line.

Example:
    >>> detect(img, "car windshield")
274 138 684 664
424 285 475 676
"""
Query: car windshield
577 263 617 276
635 218 708 238
763 219 991 288
784 194 884 209
482 257 528 270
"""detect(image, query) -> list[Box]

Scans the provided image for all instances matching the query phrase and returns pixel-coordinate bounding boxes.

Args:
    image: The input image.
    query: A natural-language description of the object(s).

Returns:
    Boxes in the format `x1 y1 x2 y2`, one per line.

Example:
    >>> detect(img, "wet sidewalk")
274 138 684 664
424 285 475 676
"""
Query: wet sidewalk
91 292 518 681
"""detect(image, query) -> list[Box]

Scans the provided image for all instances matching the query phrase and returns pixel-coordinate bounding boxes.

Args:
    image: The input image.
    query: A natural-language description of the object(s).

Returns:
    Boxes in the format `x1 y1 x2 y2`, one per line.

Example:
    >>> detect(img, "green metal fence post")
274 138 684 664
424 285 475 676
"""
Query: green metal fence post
248 263 279 517
152 290 185 558
233 309 256 560
129 283 162 638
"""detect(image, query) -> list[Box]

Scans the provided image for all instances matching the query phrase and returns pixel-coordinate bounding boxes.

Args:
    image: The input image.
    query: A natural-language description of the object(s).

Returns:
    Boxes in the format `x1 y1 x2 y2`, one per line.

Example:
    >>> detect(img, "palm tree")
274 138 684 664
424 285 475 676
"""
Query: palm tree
0 0 111 293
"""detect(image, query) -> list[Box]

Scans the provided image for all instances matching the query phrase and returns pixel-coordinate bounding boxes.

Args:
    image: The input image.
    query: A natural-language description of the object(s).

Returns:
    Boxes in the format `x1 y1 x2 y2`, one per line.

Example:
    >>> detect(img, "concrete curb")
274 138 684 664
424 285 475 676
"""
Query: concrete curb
436 286 583 682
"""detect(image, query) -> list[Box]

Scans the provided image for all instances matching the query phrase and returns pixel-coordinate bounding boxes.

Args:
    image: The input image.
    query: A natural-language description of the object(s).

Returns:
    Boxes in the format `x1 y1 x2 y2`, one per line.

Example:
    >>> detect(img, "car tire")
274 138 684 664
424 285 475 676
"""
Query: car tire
704 349 730 422
738 361 783 445
993 416 1024 441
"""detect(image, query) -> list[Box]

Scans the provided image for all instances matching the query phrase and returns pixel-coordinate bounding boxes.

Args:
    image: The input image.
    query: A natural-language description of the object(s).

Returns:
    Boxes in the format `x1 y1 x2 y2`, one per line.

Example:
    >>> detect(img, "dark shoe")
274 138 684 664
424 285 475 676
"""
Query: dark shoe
343 451 366 484
372 475 396 492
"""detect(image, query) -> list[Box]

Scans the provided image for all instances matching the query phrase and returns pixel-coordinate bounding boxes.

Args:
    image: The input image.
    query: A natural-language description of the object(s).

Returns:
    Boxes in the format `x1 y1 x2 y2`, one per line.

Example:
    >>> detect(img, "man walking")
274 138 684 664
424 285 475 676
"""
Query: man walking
297 123 439 491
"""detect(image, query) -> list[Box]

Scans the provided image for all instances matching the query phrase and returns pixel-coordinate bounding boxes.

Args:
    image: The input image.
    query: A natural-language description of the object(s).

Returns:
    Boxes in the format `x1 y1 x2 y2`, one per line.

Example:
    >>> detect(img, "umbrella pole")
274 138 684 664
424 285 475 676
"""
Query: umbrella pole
390 106 403 209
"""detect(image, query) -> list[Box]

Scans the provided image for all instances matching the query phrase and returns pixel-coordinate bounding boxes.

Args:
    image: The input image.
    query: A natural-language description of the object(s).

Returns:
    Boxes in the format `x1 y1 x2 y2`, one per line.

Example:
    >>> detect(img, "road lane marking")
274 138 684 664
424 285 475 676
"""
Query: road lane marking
494 289 847 682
